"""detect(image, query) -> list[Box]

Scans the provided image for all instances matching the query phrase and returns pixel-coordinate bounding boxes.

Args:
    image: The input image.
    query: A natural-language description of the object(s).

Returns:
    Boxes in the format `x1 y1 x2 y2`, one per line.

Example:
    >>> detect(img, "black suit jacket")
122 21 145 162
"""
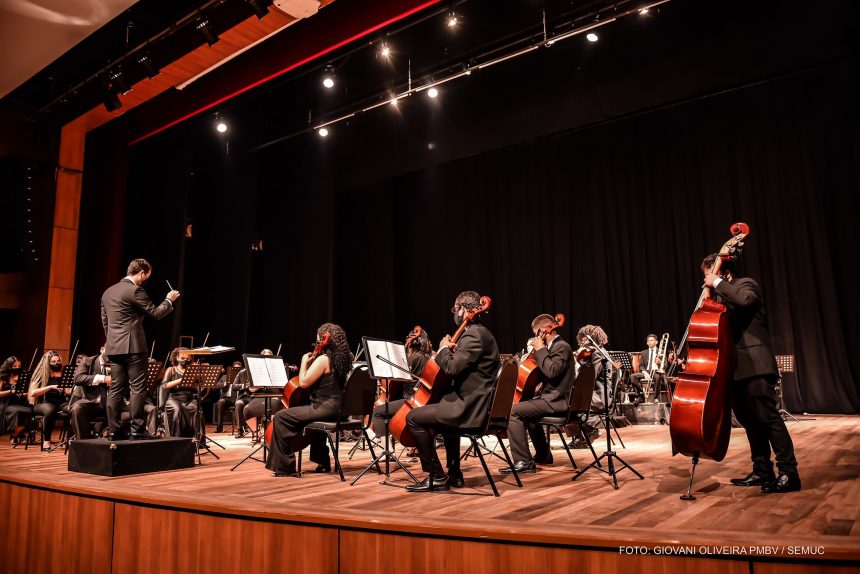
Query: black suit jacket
533 336 574 410
72 355 108 408
638 348 659 373
714 277 779 381
101 278 173 355
432 323 500 429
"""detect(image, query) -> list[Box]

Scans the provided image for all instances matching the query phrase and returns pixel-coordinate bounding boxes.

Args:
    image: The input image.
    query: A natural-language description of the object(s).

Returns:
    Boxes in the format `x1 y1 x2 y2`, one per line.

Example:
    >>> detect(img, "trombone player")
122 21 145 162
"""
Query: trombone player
628 334 668 404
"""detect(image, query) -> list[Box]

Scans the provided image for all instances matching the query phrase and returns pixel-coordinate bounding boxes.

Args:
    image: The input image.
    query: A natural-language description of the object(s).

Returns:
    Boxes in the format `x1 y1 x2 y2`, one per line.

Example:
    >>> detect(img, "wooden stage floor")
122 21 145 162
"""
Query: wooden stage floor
2 415 859 572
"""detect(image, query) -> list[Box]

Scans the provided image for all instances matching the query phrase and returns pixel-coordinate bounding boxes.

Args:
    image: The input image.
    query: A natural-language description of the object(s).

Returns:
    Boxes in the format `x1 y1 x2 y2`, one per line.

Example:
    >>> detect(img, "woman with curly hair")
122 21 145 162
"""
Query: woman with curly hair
266 323 351 477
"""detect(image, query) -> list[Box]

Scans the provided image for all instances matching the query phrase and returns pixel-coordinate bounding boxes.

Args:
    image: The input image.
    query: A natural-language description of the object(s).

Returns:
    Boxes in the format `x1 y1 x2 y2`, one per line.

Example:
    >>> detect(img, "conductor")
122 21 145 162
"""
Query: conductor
101 258 180 439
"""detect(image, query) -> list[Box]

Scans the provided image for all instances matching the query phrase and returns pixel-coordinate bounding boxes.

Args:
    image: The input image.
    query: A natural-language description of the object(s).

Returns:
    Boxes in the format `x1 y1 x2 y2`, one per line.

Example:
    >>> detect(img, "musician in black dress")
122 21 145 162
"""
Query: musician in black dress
162 348 197 437
28 351 71 450
1 356 32 444
405 291 500 492
370 327 432 438
266 324 351 477
702 253 800 493
501 314 575 474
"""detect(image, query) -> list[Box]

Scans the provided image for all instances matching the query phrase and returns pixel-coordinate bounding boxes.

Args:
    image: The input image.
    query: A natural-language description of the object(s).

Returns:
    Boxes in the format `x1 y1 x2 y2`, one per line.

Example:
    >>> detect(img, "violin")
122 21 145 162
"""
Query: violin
389 297 492 447
670 222 750 468
514 313 565 404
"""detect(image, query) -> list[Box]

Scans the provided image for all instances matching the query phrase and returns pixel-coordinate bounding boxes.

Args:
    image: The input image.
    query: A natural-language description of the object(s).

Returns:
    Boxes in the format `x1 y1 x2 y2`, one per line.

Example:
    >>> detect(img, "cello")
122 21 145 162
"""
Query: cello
513 313 565 404
264 333 330 446
669 222 750 500
388 296 492 447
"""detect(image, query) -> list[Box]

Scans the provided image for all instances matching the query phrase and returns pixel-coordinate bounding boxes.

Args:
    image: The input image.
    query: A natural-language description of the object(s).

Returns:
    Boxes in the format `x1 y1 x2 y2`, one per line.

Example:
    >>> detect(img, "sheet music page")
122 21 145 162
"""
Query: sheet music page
264 357 289 388
386 341 409 376
366 339 394 378
246 356 272 387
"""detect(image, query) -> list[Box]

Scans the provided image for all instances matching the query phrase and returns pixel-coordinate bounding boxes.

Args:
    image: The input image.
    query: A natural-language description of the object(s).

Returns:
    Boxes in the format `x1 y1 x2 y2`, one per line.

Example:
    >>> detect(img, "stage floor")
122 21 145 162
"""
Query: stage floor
1 415 858 563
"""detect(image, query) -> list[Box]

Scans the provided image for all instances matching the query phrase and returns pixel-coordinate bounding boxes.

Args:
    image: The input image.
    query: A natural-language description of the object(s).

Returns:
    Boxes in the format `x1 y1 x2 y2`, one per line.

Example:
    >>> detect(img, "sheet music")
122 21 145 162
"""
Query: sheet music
365 339 409 380
246 356 273 387
264 357 289 388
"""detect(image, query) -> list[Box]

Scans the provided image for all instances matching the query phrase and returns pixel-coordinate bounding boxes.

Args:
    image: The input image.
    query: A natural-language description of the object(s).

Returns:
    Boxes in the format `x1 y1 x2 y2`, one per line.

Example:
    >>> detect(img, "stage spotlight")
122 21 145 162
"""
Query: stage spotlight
216 122 228 133
137 54 160 79
390 97 399 107
447 13 458 28
322 66 335 89
639 8 650 15
318 127 329 137
427 87 439 98
245 0 269 19
196 18 219 46
586 32 599 42
380 43 391 58
102 88 122 112
109 69 131 95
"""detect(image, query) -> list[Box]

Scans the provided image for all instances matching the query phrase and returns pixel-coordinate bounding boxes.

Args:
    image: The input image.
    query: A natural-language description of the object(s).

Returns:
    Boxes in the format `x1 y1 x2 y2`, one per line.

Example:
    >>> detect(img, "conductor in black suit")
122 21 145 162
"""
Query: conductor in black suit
405 291 500 492
702 253 800 493
501 314 575 474
101 258 179 439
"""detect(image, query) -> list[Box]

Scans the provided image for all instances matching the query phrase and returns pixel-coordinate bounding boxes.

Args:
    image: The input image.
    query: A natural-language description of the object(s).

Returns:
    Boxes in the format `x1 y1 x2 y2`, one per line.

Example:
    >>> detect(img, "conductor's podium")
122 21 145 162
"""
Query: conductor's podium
68 437 195 476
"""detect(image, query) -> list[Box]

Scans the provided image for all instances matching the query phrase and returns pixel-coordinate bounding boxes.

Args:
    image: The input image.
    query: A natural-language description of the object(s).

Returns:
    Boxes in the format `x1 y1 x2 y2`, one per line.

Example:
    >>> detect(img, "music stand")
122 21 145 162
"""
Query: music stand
179 364 225 463
230 354 289 471
572 337 644 489
45 366 78 452
351 337 418 487
143 362 166 435
13 370 32 396
609 351 633 410
775 355 808 422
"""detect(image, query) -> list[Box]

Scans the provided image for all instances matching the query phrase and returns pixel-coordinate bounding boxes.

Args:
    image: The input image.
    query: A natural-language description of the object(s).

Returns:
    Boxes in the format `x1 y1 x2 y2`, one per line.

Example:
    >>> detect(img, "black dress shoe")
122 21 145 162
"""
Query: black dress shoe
500 460 536 474
405 475 450 492
730 472 774 487
215 426 223 434
448 471 465 488
130 432 158 440
761 474 801 493
533 455 554 465
314 463 332 473
272 470 299 478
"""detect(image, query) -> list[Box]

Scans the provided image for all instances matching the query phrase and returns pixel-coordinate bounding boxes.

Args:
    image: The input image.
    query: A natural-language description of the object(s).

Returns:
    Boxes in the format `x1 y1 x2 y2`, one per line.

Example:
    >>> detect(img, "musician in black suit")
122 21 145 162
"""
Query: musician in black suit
501 314 575 474
100 258 179 439
405 291 500 492
70 348 110 439
627 334 661 405
702 253 800 493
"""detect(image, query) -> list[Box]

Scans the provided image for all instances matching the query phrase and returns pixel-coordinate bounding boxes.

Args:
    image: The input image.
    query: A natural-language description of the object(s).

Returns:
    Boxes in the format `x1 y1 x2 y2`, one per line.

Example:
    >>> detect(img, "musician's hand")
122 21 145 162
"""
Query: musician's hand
49 384 60 391
613 360 622 370
702 273 720 288
439 335 452 349
167 290 181 302
531 336 546 351
301 352 313 364
104 375 112 386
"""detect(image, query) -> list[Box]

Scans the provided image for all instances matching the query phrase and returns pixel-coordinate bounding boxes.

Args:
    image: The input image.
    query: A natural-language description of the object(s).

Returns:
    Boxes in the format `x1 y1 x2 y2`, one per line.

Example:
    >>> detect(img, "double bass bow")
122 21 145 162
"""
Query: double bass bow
669 222 750 499
388 296 492 447
514 313 565 404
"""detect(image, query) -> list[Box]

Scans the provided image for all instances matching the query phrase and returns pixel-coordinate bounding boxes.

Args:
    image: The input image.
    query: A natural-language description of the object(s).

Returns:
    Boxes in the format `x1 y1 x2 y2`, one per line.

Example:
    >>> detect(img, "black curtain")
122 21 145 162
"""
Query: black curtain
333 60 860 414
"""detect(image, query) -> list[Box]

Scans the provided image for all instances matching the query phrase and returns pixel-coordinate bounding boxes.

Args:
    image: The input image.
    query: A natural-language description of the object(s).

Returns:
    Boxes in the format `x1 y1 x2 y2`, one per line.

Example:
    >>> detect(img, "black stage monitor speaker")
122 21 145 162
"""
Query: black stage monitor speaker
68 438 196 476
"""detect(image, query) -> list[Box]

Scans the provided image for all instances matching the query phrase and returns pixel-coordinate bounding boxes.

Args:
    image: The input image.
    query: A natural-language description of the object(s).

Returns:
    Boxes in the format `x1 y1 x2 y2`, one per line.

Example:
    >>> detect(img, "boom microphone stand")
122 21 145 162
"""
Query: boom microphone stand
572 336 644 489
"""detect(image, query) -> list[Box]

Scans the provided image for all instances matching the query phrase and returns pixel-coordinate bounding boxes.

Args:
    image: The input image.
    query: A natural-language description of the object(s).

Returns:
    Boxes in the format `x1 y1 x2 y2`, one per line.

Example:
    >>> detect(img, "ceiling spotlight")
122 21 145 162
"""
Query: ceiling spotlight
322 66 335 89
245 0 269 19
137 54 160 79
389 97 399 107
216 122 228 133
380 43 391 58
639 7 650 15
102 88 122 112
586 32 599 42
427 87 438 98
447 13 458 28
109 69 131 95
318 127 329 137
196 18 219 47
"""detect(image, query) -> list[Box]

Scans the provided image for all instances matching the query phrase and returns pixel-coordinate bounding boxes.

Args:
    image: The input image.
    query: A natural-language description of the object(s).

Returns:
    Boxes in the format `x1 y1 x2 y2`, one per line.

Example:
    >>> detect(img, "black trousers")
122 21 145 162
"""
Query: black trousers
107 353 149 434
404 403 463 476
627 372 657 399
165 397 198 438
4 403 33 436
70 402 106 440
213 397 234 429
371 399 406 437
34 402 68 441
732 375 798 477
265 401 339 473
243 396 284 429
508 398 558 463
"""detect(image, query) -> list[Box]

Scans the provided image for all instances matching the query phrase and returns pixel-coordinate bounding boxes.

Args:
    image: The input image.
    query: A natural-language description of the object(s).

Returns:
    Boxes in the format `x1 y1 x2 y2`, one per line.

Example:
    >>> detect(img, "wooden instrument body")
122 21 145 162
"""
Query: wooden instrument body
264 380 313 450
513 355 540 404
669 298 735 461
388 358 451 448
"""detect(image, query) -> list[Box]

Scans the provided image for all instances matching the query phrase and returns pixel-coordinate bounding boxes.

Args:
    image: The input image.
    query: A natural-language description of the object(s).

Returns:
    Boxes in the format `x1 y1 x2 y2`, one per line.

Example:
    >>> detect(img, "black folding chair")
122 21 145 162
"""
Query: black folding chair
537 364 601 468
455 357 523 497
301 365 380 482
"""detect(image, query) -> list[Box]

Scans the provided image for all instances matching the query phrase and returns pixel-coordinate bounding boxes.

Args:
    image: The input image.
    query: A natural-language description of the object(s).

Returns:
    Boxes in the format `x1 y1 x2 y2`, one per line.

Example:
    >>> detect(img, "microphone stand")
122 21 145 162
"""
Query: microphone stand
572 336 644 489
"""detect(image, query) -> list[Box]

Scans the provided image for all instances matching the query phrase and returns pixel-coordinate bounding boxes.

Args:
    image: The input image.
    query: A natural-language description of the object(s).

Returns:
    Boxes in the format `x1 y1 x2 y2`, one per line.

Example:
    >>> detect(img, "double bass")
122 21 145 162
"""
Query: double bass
264 333 330 446
388 296 492 447
514 313 565 404
669 222 749 499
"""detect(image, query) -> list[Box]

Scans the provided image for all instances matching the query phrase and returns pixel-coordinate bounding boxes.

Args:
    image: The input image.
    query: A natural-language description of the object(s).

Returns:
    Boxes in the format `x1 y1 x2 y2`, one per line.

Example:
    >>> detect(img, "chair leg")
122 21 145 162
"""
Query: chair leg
495 434 522 487
327 431 345 482
471 437 499 497
553 425 577 469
